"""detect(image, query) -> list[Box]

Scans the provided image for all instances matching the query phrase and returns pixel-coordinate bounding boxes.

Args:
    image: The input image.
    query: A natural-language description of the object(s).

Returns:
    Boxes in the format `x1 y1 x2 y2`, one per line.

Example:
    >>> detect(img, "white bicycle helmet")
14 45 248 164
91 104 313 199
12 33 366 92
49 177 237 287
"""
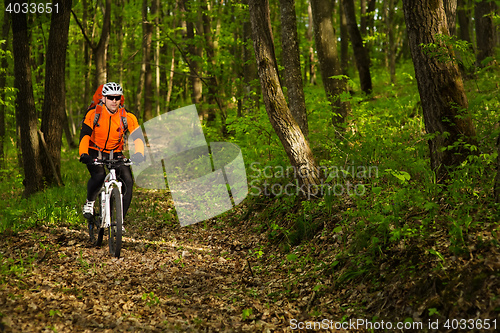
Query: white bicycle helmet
102 82 123 96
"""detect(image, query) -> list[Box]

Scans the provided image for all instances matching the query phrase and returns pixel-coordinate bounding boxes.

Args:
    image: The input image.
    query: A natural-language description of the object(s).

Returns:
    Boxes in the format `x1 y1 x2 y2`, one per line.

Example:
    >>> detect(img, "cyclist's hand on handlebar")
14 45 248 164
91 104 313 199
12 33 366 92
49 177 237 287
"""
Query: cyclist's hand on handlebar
80 153 93 165
131 152 146 164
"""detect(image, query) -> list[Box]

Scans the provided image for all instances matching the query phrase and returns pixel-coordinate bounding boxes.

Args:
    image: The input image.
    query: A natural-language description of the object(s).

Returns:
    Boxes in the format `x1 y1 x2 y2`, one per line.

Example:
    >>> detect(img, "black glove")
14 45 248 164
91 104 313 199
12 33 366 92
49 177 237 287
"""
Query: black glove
80 153 93 165
131 152 145 164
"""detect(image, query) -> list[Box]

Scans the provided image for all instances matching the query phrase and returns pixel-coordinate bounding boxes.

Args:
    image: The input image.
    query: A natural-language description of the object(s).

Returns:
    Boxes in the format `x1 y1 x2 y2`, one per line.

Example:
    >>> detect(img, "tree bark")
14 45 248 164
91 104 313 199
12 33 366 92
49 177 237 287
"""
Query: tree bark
40 0 72 187
305 1 316 85
339 2 349 75
202 1 218 124
443 0 457 36
279 0 308 137
94 0 111 88
457 0 472 44
310 0 350 126
142 0 154 121
475 0 496 66
248 0 321 196
343 0 372 94
402 0 476 181
0 9 9 170
242 0 259 113
181 0 202 106
10 2 44 197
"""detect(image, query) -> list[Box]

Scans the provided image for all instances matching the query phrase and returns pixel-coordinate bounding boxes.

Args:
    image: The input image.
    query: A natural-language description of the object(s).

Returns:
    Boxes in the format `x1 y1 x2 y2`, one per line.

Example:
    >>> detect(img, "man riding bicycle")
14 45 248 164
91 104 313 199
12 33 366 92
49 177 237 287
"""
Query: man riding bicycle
79 82 145 227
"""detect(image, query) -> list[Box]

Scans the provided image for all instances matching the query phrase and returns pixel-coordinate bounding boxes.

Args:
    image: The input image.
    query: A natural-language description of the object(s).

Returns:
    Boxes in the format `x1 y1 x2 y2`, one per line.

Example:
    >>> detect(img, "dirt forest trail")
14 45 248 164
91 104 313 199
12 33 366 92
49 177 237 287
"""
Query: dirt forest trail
0 217 348 332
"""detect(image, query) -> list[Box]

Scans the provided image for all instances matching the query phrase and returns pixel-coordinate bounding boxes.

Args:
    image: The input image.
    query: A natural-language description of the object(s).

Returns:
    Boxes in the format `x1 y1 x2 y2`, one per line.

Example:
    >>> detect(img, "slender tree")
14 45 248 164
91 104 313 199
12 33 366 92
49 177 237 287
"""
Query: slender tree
248 0 321 196
0 9 9 169
475 0 496 66
94 0 111 88
201 1 218 123
457 0 472 44
310 0 350 126
10 0 44 196
40 0 72 187
280 0 308 137
403 0 476 181
343 0 372 94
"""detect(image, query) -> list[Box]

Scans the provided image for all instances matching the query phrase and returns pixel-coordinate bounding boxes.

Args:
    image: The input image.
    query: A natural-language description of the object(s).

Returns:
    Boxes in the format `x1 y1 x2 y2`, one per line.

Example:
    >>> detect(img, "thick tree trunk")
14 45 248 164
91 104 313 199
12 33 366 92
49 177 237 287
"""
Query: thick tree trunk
11 4 44 197
475 0 496 66
279 0 308 137
403 0 476 181
40 0 72 187
310 0 350 126
248 0 321 196
343 0 372 94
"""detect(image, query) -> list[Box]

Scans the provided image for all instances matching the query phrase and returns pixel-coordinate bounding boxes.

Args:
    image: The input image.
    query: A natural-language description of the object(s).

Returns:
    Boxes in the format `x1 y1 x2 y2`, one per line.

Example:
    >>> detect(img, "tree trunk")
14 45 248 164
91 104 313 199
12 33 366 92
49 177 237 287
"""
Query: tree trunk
242 0 259 113
343 0 372 94
154 0 161 117
475 0 496 66
202 1 218 124
443 0 457 36
11 3 44 197
182 0 202 106
142 0 154 121
248 0 321 196
40 0 71 187
94 0 111 88
306 2 316 85
310 0 350 126
339 2 349 75
0 9 9 169
402 0 476 182
386 0 397 83
279 0 308 137
457 0 472 44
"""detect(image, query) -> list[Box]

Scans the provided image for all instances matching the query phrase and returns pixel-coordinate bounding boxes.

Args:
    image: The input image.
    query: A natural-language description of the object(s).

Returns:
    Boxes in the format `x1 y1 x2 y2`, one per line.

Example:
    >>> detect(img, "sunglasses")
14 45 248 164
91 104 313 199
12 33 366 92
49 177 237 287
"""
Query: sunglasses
106 95 121 101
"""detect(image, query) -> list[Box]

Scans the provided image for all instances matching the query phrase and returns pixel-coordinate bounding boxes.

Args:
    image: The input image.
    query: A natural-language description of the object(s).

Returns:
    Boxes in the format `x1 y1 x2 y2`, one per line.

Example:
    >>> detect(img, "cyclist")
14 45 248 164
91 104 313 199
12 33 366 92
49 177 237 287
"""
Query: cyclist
79 82 145 227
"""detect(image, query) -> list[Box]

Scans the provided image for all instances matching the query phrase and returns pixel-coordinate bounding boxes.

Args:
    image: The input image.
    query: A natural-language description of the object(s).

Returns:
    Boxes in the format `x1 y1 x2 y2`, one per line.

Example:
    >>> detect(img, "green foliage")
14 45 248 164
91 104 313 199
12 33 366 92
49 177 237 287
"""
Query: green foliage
0 150 86 233
142 292 161 307
420 34 475 70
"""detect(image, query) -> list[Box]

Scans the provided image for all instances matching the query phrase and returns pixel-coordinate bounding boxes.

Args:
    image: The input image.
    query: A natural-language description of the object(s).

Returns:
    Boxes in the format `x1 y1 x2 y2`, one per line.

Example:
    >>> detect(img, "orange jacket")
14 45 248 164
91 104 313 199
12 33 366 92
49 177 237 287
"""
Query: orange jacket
79 105 145 156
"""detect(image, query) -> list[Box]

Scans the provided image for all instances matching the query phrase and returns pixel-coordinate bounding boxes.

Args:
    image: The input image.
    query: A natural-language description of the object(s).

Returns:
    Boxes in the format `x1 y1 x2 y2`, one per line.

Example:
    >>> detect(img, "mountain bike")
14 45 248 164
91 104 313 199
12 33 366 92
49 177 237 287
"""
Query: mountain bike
88 158 132 258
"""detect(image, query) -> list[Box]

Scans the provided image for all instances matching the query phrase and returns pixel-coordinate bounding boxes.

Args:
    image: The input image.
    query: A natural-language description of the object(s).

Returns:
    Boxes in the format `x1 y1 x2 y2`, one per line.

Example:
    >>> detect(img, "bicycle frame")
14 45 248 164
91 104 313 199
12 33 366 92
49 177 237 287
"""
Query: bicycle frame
99 168 123 229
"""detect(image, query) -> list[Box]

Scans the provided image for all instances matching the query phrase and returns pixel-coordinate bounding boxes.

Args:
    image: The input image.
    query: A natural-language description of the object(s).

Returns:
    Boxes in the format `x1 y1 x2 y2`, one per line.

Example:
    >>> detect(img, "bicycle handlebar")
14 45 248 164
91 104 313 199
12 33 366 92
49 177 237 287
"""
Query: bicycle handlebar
92 158 133 167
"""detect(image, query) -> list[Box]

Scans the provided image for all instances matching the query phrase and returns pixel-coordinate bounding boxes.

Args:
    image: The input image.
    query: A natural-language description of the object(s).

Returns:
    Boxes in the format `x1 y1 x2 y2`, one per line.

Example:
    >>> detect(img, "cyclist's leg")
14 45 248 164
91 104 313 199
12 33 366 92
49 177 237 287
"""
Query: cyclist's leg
86 150 106 201
115 156 134 217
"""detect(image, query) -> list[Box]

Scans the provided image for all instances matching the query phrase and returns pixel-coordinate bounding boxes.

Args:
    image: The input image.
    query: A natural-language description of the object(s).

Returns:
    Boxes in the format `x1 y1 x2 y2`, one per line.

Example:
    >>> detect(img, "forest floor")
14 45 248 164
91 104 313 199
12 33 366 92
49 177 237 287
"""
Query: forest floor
1 190 500 332
0 193 349 333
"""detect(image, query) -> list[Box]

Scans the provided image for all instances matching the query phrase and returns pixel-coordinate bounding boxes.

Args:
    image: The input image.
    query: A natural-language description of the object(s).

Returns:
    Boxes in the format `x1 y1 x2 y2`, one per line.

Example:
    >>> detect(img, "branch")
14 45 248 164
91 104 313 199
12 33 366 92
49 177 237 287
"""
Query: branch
70 9 94 50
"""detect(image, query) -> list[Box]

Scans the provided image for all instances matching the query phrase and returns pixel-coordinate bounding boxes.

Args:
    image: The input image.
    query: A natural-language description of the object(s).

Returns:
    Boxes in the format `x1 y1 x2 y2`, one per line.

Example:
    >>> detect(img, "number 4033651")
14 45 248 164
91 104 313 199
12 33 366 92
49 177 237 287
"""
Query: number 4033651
5 2 59 14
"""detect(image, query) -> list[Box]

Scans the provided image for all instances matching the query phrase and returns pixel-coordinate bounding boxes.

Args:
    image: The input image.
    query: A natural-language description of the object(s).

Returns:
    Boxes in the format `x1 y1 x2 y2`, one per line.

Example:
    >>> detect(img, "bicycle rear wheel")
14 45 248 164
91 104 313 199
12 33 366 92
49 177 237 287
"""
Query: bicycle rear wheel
108 187 123 258
89 195 104 247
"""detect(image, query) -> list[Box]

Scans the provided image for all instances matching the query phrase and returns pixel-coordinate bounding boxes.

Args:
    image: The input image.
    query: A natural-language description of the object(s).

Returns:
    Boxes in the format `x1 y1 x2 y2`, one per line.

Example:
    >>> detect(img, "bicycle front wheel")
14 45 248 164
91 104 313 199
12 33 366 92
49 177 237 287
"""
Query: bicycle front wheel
108 187 123 258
